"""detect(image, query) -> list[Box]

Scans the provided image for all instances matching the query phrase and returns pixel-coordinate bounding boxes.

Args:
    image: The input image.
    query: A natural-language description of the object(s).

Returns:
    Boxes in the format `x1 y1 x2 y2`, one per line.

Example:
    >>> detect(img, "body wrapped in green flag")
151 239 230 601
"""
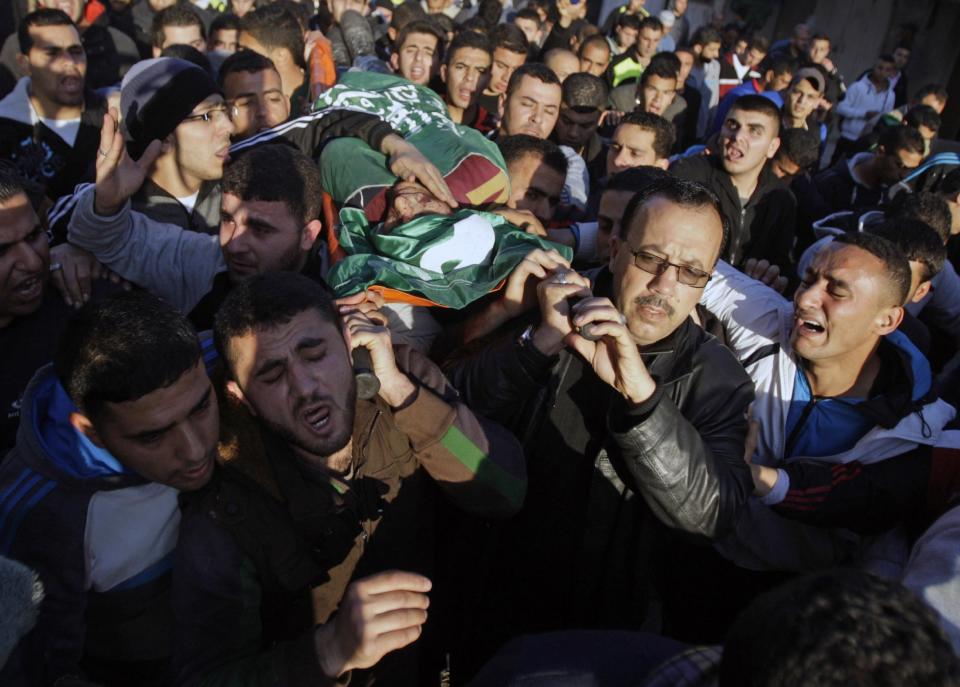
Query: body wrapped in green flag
328 206 572 308
315 72 511 218
315 72 572 308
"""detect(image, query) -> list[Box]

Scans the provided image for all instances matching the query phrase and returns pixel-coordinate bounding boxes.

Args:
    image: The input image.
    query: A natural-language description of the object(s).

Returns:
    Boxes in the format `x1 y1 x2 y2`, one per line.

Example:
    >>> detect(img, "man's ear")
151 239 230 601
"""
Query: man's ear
498 92 506 121
911 280 933 304
692 44 702 56
225 379 257 415
69 412 105 448
655 156 669 170
875 305 904 336
389 52 399 73
766 135 781 160
440 63 448 84
152 45 162 58
387 26 397 43
160 132 175 154
301 218 323 251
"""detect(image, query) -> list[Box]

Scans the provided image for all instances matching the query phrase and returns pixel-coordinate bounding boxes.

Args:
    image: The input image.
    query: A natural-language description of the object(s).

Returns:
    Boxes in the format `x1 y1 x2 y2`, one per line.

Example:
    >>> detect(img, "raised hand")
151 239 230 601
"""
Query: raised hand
314 570 431 678
564 296 656 404
342 309 416 408
94 108 162 216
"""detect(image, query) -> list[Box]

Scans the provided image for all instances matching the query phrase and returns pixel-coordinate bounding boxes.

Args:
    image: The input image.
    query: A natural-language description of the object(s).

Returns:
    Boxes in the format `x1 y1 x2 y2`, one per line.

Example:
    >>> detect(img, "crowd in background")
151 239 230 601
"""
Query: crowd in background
2 0 960 685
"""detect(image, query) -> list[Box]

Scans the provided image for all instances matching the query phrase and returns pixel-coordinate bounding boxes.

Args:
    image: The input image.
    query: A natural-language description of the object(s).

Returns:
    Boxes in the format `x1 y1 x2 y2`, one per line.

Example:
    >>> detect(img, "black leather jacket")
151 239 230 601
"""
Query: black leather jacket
445 268 755 540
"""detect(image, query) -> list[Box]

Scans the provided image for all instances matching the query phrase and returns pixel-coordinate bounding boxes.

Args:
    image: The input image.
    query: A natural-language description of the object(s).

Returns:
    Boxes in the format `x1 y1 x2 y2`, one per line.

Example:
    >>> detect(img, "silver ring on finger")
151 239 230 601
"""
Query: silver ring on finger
555 270 568 285
49 262 63 272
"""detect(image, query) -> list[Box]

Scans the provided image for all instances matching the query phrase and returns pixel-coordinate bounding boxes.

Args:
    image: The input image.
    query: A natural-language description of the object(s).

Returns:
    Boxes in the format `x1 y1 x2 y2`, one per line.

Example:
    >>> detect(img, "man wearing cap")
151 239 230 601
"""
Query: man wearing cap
48 55 231 237
782 67 828 143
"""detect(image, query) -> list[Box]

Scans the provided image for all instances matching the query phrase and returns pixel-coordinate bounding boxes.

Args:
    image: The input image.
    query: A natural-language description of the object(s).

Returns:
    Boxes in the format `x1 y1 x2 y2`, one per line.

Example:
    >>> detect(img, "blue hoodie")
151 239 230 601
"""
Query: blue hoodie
0 365 180 686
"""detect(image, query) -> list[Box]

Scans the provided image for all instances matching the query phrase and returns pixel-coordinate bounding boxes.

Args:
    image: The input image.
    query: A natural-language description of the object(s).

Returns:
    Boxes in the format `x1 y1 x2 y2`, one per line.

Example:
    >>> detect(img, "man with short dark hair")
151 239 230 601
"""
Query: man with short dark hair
513 8 543 48
440 30 492 130
578 33 610 78
673 95 796 275
608 12 641 58
0 168 121 456
151 3 205 56
446 175 753 646
0 9 106 201
239 4 309 115
0 0 139 94
815 125 925 215
770 127 820 183
554 72 607 184
609 51 679 117
172 272 525 685
0 290 219 686
694 230 956 637
500 134 568 224
608 15 663 90
219 49 290 141
594 165 669 262
390 18 443 87
477 24 527 115
496 63 589 209
208 12 241 54
607 110 673 174
803 32 844 109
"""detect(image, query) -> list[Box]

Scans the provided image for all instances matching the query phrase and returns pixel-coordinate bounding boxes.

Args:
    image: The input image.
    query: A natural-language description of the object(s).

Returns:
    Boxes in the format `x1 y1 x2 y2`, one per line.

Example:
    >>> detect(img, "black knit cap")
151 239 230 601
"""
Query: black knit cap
120 57 219 158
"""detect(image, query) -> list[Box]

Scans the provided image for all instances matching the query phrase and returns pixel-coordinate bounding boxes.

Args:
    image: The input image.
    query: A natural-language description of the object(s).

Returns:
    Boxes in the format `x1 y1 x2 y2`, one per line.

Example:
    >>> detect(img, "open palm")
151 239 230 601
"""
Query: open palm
94 108 163 216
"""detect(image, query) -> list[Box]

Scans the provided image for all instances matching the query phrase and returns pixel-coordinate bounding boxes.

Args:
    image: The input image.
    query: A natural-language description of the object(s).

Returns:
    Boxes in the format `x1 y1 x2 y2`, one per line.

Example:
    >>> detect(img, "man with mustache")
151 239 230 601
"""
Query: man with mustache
0 168 122 457
443 176 754 649
0 9 107 202
172 272 525 685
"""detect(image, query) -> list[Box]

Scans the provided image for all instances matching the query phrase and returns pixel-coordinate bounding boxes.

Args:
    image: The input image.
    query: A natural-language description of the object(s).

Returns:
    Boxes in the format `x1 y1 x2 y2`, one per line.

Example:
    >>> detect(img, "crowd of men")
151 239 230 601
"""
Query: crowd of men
2 0 960 685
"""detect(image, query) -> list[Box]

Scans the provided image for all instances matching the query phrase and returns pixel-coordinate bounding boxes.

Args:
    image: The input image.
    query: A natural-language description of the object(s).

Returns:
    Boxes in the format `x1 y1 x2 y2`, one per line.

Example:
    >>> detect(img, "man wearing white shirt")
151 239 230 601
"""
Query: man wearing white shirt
0 8 106 201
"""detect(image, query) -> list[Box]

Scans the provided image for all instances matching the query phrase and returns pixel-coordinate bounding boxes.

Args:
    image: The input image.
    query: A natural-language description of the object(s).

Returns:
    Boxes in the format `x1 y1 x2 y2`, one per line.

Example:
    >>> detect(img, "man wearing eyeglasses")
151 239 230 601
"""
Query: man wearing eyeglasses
443 176 754 644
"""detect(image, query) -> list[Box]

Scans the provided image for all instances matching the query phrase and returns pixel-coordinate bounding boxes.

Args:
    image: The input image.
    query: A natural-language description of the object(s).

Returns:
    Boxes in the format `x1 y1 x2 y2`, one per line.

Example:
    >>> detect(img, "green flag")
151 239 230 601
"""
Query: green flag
328 207 573 309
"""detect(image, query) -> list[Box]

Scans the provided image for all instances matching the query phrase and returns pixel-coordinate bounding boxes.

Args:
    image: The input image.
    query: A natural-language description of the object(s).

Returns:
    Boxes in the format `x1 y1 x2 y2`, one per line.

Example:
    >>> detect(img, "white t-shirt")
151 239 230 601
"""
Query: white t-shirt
30 108 81 147
177 191 200 212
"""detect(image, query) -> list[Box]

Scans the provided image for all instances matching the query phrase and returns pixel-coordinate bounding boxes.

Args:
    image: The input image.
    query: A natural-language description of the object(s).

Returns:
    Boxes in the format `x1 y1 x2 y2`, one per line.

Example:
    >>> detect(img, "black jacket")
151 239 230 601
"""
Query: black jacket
443 267 754 636
670 154 797 277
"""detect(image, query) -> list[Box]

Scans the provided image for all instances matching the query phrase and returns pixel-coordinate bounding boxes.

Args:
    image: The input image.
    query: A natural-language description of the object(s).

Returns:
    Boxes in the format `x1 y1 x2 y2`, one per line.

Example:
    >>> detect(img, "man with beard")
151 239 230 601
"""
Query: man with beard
443 176 753 653
671 95 797 282
0 9 106 202
172 272 525 686
0 168 123 456
0 291 220 686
